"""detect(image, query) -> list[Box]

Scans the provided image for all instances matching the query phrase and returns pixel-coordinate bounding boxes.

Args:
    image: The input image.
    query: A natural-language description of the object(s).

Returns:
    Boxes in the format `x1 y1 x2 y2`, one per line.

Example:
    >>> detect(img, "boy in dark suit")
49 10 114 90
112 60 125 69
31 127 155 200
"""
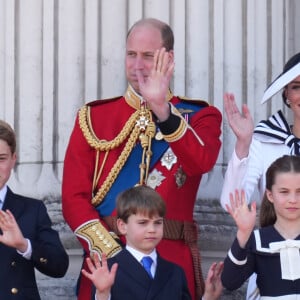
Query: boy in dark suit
0 120 69 299
82 185 223 300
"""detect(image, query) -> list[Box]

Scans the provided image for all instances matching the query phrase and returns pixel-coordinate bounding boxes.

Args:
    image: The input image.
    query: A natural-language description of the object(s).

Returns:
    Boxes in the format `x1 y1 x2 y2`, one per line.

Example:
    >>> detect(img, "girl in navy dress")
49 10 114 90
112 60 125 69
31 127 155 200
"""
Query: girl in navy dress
222 155 300 299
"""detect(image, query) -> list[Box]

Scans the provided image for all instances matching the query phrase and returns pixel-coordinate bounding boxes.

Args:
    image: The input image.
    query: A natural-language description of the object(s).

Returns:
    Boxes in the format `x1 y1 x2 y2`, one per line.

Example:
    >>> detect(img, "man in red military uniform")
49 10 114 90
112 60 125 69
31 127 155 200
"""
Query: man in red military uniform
62 18 222 300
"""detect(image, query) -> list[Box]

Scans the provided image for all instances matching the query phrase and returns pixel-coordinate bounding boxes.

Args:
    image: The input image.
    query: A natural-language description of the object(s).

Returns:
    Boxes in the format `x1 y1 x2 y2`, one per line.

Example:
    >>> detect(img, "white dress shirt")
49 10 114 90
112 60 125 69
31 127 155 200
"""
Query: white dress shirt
126 245 157 278
0 185 7 210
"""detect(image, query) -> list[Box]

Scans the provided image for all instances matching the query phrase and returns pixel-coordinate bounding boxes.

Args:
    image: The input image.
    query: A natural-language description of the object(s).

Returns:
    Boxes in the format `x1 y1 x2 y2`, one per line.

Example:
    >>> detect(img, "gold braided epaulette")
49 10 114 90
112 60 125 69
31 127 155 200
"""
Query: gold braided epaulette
78 105 140 151
78 104 157 206
91 124 141 206
75 219 122 258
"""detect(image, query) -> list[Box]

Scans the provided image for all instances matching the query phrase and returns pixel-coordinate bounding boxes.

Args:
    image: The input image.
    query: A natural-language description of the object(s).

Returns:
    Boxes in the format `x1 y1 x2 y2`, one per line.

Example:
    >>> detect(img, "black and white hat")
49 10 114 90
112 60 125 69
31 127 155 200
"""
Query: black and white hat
261 52 300 103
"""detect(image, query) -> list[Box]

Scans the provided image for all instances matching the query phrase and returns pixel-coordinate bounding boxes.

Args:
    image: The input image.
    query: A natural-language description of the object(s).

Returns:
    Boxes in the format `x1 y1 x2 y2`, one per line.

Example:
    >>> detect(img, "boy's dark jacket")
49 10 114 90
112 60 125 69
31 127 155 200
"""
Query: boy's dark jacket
0 187 69 299
93 248 192 300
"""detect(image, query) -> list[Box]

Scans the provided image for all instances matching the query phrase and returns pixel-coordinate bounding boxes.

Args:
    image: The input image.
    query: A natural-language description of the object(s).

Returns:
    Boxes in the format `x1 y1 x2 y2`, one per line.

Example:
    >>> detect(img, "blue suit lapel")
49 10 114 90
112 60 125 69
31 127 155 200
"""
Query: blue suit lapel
2 187 24 220
115 249 153 288
145 255 174 300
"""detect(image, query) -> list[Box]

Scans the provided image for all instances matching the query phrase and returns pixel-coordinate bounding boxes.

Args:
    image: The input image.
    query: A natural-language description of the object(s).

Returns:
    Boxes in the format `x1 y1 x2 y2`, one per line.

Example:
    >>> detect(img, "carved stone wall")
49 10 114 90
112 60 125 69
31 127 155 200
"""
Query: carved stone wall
1 0 300 299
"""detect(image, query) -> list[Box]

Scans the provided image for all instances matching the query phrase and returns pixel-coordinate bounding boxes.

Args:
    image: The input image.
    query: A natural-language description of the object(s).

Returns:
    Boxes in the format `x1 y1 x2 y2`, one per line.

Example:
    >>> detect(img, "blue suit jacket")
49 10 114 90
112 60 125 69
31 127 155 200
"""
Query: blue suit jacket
106 249 192 300
0 187 69 300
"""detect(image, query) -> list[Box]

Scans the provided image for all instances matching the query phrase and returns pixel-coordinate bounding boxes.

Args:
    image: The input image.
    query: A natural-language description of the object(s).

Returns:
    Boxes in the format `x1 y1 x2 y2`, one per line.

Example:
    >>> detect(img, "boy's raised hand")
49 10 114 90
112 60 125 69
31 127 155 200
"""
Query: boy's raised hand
203 261 224 300
0 209 28 252
81 252 118 300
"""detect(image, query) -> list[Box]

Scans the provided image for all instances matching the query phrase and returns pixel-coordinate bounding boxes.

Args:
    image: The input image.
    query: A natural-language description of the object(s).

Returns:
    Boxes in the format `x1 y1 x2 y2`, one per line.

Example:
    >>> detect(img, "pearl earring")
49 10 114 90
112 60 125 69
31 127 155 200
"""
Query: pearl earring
286 99 291 105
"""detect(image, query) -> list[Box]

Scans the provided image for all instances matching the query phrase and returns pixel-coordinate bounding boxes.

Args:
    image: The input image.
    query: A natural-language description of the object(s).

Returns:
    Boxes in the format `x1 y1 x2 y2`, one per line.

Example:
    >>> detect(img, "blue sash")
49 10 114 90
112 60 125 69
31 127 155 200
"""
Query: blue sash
96 101 205 216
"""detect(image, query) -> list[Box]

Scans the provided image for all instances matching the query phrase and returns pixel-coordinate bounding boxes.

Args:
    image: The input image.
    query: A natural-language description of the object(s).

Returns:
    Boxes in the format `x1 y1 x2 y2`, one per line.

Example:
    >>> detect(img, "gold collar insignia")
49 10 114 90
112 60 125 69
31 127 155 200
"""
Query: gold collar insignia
124 85 173 110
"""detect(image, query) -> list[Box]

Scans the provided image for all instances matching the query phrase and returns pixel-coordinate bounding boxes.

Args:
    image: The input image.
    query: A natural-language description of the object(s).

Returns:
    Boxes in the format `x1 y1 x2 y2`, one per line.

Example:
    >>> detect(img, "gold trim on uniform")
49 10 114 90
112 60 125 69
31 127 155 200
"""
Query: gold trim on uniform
162 118 187 142
75 220 122 258
79 105 139 151
124 85 173 110
78 98 158 207
78 86 175 206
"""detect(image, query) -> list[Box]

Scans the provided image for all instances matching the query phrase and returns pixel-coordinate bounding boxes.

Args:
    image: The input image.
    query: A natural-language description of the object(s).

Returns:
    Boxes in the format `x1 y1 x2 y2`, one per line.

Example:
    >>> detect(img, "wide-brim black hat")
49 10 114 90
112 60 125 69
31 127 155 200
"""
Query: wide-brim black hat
261 52 300 103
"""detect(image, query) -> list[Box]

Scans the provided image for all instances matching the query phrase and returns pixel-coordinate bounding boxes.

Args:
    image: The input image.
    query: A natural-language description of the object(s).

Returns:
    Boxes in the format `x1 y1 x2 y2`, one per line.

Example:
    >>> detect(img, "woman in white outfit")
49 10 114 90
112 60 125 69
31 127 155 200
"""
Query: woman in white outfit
220 52 300 299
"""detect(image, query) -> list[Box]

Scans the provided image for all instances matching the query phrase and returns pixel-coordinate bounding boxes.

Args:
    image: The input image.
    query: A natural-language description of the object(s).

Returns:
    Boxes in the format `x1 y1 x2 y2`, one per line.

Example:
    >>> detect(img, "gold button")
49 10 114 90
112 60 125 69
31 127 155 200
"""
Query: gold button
40 257 48 264
11 288 18 294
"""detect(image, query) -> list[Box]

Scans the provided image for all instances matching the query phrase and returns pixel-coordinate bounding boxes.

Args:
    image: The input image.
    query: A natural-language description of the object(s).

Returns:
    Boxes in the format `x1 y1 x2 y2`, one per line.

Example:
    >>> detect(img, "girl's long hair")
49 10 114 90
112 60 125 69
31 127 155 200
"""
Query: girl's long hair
259 155 300 227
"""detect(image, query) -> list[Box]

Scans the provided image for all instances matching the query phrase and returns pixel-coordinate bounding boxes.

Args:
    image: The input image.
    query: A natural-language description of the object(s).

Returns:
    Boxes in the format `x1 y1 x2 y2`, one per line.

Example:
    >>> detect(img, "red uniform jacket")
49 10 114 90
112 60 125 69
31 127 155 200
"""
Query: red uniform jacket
62 92 222 300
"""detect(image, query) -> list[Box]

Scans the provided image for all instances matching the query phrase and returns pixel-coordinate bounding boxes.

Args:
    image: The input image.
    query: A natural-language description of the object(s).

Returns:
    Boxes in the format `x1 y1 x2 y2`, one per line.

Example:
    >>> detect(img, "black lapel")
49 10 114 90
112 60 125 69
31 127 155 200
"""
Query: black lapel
145 254 174 300
114 249 153 288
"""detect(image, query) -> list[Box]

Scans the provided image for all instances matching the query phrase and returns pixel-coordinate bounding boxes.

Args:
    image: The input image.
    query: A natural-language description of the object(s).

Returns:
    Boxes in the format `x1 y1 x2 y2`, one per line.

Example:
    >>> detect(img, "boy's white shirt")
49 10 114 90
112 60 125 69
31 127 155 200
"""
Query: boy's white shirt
126 245 157 277
0 185 8 209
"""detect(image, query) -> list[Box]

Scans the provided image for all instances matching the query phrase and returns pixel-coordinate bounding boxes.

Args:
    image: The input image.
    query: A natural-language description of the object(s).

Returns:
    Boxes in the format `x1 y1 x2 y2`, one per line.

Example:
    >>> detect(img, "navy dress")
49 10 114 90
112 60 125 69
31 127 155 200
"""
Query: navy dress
222 225 300 298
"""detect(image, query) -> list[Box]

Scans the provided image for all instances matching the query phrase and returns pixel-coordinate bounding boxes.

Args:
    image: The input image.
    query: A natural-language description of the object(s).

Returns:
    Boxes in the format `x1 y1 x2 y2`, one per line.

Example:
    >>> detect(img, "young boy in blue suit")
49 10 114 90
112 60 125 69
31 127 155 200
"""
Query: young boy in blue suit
0 120 69 299
82 185 223 300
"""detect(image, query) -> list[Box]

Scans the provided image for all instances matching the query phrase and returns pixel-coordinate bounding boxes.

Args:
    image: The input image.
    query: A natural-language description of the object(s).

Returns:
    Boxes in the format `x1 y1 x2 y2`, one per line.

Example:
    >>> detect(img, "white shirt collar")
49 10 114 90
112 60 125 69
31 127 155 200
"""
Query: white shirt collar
125 245 157 265
0 185 8 209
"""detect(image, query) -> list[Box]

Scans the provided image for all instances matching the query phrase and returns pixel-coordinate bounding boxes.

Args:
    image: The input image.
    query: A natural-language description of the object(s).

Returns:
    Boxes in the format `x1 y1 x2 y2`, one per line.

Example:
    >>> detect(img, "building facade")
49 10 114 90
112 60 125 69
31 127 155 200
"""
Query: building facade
0 0 299 299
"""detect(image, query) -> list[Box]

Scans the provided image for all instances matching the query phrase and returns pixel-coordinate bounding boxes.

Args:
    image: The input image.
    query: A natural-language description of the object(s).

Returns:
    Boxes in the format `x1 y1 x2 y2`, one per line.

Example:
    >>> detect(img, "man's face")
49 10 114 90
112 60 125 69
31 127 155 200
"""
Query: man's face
125 25 164 94
0 139 16 190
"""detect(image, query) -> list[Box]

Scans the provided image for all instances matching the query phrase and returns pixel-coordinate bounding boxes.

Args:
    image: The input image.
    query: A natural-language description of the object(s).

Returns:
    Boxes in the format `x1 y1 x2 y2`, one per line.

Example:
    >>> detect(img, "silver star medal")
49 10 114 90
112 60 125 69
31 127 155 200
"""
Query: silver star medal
161 148 177 170
146 169 166 189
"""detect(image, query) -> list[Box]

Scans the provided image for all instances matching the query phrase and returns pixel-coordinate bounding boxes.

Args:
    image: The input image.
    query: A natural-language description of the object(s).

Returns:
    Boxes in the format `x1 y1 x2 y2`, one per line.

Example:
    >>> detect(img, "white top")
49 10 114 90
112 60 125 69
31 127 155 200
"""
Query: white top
221 110 299 209
220 137 291 209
